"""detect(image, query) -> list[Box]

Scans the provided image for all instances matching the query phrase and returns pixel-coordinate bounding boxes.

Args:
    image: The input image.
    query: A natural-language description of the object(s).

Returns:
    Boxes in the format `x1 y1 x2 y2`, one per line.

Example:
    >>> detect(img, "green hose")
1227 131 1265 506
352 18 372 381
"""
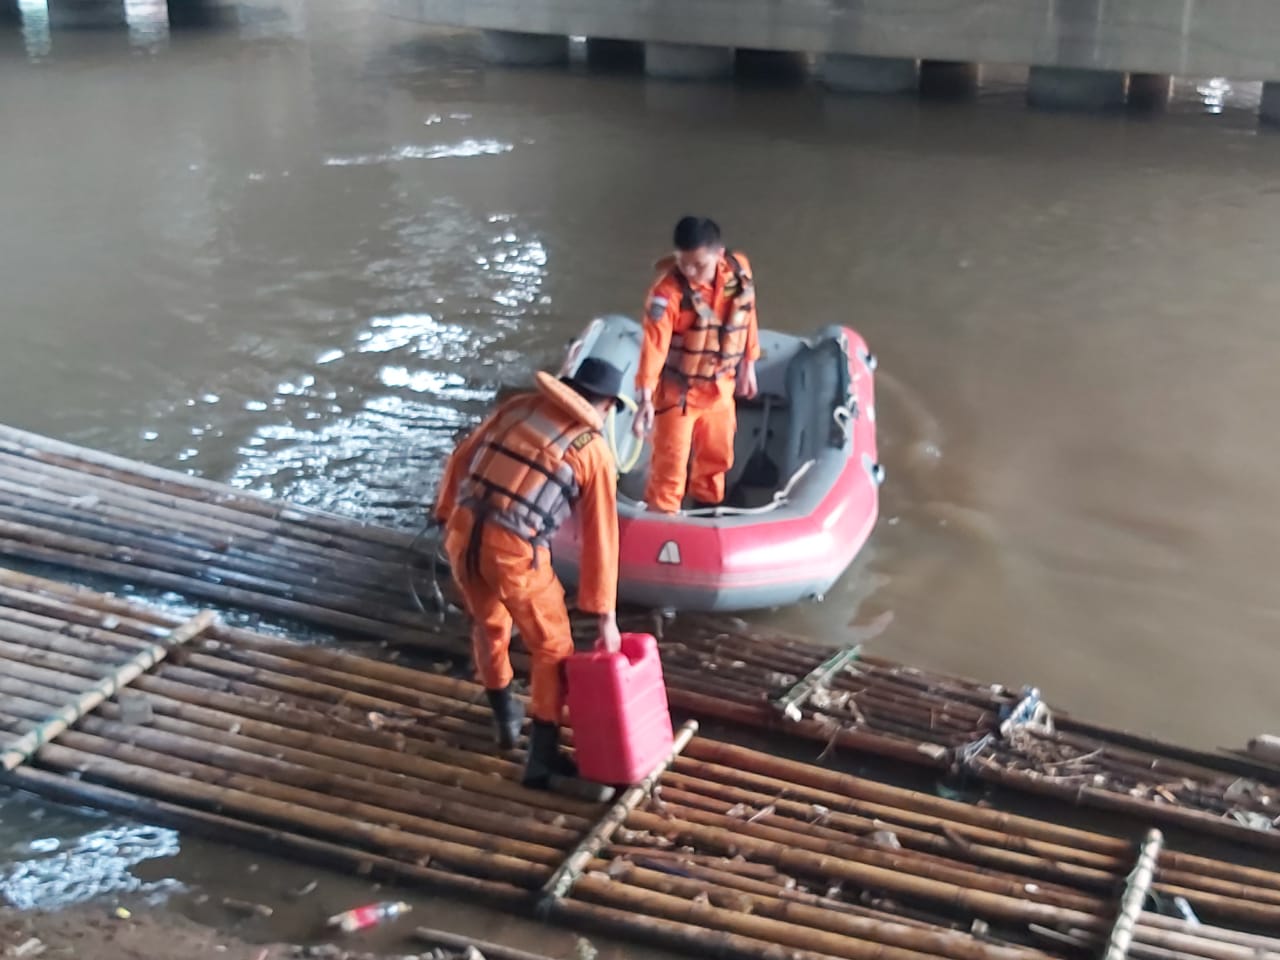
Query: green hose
605 396 644 475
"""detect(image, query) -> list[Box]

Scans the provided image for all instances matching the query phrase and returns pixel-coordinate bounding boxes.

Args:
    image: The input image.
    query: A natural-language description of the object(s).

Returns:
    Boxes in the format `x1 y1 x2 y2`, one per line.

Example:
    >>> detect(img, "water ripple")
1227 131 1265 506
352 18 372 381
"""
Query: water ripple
323 140 513 167
1 824 183 910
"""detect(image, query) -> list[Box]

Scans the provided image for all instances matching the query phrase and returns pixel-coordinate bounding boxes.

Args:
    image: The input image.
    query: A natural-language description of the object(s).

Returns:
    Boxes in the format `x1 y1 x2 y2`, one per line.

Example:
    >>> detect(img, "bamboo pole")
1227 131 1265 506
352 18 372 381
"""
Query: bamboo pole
5 762 853 960
596 861 1054 960
656 787 1097 902
46 725 565 863
2 763 534 903
0 610 215 770
657 771 1280 914
64 713 581 849
30 738 552 885
0 495 409 607
414 928 558 960
0 457 407 570
6 668 591 817
652 780 1117 892
608 847 798 885
676 743 1280 894
0 642 514 783
667 688 948 768
969 755 1280 853
0 535 433 644
541 721 699 906
0 425 412 549
0 636 508 770
1104 829 1163 960
571 873 1030 960
0 516 429 630
627 804 1103 914
679 741 1121 852
0 469 410 587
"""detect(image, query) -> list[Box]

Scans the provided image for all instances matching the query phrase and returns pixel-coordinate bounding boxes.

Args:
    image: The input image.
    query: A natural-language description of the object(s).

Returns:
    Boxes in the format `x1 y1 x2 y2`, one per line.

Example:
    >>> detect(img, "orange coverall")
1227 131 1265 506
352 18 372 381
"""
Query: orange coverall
637 253 761 513
434 384 619 724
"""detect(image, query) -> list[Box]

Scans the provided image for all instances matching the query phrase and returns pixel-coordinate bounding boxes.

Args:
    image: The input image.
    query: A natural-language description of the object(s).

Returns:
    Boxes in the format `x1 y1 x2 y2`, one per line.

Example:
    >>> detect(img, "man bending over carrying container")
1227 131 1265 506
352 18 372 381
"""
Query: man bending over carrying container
434 358 625 790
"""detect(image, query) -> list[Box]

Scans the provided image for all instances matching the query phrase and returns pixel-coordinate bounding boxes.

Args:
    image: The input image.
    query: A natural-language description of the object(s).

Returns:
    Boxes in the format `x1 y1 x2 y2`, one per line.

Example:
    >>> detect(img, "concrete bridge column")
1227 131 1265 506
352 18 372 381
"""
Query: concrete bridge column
1028 66 1127 110
480 29 568 67
167 0 224 28
735 48 808 82
46 0 127 28
1261 83 1280 127
919 60 980 98
585 37 642 71
820 54 918 95
645 41 734 81
1126 72 1172 110
1 0 20 24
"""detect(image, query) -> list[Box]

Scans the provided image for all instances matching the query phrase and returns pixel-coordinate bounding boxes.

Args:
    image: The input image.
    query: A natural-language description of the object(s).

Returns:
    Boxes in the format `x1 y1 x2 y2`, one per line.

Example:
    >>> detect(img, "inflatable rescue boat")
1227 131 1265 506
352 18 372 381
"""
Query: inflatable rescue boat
550 314 882 612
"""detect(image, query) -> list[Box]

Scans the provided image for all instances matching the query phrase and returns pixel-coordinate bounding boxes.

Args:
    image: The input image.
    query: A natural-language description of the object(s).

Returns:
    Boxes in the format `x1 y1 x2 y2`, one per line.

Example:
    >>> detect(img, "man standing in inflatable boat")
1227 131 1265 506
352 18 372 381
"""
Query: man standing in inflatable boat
633 216 761 513
434 358 626 790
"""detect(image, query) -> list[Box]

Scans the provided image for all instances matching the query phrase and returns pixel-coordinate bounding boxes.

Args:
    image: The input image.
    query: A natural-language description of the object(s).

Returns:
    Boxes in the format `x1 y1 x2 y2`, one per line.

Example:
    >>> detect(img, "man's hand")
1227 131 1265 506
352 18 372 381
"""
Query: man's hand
736 360 759 400
598 611 622 653
633 388 655 437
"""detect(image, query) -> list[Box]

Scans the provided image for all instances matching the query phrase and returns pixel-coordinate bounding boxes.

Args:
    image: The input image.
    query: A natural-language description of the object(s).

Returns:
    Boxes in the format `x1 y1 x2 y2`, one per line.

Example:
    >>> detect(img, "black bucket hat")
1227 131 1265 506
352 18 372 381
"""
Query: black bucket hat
564 357 626 411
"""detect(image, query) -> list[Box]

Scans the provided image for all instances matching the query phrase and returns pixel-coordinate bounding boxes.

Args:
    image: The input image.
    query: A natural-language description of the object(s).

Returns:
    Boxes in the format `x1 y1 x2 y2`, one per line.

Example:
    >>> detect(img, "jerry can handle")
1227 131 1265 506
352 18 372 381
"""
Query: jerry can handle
592 631 657 665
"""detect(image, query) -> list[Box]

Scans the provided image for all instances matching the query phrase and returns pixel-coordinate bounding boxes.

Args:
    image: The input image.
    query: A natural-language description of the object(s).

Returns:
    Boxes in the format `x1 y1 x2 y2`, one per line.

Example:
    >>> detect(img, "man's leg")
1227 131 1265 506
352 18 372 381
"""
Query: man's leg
444 517 522 749
688 392 736 506
643 405 697 513
495 549 577 788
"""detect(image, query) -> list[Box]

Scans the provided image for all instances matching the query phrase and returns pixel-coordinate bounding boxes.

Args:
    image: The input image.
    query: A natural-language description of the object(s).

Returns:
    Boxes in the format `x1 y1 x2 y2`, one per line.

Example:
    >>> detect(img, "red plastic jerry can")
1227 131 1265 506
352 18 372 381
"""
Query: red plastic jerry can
565 632 674 785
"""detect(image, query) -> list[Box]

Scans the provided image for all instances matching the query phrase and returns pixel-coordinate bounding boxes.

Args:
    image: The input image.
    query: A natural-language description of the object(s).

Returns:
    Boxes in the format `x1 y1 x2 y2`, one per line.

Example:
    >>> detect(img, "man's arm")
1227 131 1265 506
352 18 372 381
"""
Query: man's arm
569 435 621 649
634 279 680 435
735 254 761 398
433 404 504 523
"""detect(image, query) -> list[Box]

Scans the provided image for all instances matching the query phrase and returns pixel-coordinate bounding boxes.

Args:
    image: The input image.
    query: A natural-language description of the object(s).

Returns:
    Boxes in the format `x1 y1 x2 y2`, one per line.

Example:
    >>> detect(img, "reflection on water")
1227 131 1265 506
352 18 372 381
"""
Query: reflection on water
220 216 548 521
324 138 513 166
0 793 182 910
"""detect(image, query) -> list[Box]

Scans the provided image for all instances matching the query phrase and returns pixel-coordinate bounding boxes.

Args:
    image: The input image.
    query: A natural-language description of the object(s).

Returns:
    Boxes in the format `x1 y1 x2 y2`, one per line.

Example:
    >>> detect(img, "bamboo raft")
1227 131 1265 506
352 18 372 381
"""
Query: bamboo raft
0 423 1278 854
5 571 1280 960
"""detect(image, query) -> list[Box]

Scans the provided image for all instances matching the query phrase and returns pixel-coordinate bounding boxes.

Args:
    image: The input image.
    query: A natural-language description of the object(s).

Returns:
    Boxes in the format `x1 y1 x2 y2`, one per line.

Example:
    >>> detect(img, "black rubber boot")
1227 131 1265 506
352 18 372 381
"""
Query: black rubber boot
522 722 616 802
521 720 576 788
485 685 524 751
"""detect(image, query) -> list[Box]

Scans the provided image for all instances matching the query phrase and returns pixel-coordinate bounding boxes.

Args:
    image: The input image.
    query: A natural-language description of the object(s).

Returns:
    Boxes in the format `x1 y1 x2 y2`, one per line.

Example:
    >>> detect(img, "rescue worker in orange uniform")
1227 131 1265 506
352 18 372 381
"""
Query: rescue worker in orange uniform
633 216 760 513
434 357 625 789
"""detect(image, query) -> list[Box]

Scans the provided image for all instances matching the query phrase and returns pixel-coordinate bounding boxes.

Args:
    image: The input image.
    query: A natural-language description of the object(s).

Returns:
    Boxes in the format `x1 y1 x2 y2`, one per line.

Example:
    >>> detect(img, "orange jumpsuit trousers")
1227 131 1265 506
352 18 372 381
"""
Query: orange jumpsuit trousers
444 507 572 725
643 383 736 513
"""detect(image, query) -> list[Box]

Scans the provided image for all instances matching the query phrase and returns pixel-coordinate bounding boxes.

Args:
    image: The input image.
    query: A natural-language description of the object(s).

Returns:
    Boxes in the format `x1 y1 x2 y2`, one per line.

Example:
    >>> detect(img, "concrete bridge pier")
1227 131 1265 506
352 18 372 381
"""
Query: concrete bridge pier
919 60 980 98
735 48 809 82
585 37 642 71
1127 72 1172 110
820 54 918 95
46 0 127 28
1 0 20 24
480 29 568 67
1028 66 1127 110
166 0 226 28
645 41 734 81
1261 83 1280 127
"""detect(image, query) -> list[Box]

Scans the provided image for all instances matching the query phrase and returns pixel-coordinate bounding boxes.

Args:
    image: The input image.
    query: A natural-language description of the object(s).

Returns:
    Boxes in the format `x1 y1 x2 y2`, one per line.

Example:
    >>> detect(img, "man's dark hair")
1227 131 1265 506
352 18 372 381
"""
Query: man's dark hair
673 216 721 251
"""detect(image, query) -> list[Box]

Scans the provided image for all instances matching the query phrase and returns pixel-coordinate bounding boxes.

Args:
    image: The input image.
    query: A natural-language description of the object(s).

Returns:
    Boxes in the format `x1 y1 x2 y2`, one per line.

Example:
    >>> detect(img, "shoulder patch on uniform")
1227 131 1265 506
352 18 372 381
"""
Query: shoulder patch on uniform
570 430 597 451
647 297 668 320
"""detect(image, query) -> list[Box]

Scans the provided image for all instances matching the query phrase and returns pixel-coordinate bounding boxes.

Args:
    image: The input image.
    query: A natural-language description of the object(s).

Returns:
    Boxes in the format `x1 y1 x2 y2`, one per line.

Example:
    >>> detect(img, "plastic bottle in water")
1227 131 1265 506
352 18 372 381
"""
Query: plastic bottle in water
326 900 412 933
